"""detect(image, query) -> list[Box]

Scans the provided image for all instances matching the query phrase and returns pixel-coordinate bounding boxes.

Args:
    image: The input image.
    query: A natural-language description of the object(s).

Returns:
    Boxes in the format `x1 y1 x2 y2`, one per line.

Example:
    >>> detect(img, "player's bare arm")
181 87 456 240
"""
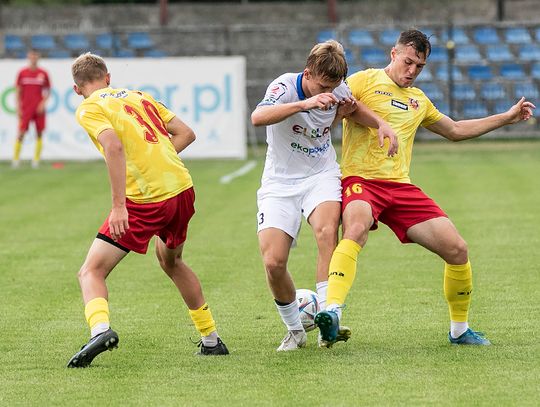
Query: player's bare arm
348 101 399 156
251 92 339 126
427 97 536 142
167 116 196 153
97 128 129 242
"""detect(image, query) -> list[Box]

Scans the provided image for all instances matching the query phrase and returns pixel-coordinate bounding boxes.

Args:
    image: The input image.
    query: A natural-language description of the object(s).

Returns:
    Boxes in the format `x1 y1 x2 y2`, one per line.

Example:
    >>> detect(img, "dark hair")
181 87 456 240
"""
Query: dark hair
396 30 431 58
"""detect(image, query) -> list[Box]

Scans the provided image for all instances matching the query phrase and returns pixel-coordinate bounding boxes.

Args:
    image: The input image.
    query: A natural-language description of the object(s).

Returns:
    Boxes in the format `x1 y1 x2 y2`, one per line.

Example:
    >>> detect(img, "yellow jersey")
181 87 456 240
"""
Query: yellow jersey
76 87 193 203
342 69 443 183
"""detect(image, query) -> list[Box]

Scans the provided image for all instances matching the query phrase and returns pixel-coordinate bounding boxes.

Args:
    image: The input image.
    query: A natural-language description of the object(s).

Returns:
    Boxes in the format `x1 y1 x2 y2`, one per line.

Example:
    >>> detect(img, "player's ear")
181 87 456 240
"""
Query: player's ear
105 73 111 86
303 68 311 80
73 84 82 96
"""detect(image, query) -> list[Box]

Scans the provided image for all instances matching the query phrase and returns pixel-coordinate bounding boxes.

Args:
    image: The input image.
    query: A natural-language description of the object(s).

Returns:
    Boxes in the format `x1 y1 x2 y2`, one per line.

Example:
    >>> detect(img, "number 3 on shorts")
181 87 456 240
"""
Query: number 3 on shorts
344 183 363 198
258 212 264 225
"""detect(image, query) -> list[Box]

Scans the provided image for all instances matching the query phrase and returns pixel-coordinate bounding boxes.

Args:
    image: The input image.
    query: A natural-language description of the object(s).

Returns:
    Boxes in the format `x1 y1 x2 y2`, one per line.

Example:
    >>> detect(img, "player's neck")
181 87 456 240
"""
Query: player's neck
82 82 110 98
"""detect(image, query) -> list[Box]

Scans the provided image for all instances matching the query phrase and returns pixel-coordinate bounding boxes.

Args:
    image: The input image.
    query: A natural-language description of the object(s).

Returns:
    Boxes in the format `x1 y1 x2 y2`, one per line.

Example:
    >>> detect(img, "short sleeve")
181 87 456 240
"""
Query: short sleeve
43 71 51 89
76 101 113 142
346 70 369 102
257 79 292 107
421 95 444 127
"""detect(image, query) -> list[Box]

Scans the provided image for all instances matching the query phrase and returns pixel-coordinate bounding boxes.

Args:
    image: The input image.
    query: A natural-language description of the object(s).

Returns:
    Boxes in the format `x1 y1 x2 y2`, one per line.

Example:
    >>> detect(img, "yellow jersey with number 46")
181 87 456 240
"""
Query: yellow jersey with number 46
76 87 192 203
342 69 443 183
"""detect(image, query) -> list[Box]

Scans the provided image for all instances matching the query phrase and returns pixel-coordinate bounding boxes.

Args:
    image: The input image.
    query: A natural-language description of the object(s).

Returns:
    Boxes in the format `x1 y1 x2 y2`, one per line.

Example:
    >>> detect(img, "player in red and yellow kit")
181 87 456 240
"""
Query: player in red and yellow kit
12 49 50 169
316 30 535 347
67 53 228 368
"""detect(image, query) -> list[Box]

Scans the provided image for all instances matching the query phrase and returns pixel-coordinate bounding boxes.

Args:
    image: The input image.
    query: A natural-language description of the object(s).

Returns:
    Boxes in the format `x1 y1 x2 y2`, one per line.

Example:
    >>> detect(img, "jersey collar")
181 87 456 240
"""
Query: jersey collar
296 73 306 100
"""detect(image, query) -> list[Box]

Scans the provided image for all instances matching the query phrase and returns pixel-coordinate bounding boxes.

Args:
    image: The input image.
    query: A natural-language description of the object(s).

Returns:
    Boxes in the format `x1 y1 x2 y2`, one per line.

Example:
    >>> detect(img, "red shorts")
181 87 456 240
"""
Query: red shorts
19 109 46 133
342 176 447 243
97 187 195 254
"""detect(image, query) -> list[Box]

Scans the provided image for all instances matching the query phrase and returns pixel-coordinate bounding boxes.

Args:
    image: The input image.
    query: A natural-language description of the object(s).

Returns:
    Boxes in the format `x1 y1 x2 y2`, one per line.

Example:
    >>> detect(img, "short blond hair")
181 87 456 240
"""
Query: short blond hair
306 40 348 82
72 52 108 87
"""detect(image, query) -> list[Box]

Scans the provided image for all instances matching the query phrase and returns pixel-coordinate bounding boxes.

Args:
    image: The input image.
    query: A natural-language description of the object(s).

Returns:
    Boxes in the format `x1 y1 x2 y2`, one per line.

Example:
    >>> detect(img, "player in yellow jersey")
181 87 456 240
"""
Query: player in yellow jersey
67 53 228 368
316 29 535 347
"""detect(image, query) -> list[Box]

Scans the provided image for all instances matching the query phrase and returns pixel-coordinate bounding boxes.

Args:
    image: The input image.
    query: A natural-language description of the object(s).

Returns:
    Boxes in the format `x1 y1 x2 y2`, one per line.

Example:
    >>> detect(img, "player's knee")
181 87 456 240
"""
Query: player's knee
77 264 98 282
313 223 338 246
264 257 287 278
343 221 370 245
447 238 468 264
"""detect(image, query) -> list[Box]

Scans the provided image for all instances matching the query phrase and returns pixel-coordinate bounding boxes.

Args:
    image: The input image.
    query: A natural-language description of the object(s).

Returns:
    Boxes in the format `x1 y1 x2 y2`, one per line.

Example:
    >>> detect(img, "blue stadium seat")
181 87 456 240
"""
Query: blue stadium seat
518 44 540 62
48 49 71 58
420 82 444 101
455 45 482 63
348 64 363 76
531 63 540 79
500 64 526 79
463 102 488 118
452 83 476 100
480 82 506 100
420 28 439 45
434 101 450 115
435 65 463 81
493 101 511 114
379 29 401 46
440 27 470 45
317 29 337 43
416 66 433 82
534 28 540 42
486 45 514 62
344 48 356 64
127 32 154 49
5 34 25 52
504 27 532 44
348 29 374 46
360 47 387 67
31 34 56 51
114 49 135 58
428 46 448 63
467 65 493 80
63 34 90 51
472 27 499 44
513 81 539 100
144 49 168 58
96 33 120 50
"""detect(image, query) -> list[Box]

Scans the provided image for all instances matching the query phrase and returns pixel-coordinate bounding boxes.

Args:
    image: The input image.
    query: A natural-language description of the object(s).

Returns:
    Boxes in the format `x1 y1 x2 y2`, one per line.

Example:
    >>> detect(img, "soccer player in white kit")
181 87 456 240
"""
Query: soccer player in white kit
251 40 398 351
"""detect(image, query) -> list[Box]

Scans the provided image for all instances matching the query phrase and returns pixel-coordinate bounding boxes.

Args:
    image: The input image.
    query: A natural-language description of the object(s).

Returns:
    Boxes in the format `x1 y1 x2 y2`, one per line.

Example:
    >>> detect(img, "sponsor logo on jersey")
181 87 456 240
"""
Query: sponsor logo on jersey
391 99 408 110
290 138 331 157
99 89 128 99
262 82 287 105
292 124 330 139
409 98 419 110
375 90 393 96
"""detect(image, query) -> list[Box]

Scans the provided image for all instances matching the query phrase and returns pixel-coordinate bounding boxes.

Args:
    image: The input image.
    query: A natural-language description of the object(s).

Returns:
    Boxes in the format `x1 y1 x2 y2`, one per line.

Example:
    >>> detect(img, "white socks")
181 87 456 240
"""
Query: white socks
91 322 110 338
450 321 469 338
202 330 219 347
316 280 328 311
275 301 304 331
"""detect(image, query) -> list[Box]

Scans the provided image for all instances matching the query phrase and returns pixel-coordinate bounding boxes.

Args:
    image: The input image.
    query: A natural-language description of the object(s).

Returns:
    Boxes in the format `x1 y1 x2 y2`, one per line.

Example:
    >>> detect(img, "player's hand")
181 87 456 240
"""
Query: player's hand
36 101 45 114
336 97 358 118
108 205 129 242
303 93 339 111
378 122 399 157
506 97 536 124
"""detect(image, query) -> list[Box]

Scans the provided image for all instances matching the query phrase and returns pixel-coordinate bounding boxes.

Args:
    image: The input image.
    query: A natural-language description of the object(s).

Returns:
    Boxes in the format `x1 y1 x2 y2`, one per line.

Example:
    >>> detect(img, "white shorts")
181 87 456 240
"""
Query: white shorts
256 171 342 241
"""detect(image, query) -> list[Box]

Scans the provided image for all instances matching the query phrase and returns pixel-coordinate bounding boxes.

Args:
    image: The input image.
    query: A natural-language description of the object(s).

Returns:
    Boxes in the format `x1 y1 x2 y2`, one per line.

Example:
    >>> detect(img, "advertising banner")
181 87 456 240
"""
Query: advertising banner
0 57 246 160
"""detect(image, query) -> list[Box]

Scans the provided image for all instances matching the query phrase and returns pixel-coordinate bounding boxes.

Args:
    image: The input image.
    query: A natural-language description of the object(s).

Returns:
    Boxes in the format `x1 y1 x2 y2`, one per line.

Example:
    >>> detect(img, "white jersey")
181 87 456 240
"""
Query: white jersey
257 72 352 183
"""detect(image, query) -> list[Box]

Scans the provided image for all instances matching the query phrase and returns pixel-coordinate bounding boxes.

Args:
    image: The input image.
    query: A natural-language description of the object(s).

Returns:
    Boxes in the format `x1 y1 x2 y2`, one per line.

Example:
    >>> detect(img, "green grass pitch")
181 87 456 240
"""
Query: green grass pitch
0 141 539 406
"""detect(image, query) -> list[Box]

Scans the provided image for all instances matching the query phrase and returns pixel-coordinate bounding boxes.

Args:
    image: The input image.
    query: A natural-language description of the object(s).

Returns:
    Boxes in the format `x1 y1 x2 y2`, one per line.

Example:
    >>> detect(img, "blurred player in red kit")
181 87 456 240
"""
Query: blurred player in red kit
12 49 51 169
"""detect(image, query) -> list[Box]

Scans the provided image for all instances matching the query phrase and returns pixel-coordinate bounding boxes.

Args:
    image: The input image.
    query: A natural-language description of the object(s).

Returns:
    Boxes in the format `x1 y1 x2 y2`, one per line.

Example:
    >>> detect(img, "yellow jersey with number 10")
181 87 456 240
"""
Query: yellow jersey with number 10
76 87 193 203
342 69 443 183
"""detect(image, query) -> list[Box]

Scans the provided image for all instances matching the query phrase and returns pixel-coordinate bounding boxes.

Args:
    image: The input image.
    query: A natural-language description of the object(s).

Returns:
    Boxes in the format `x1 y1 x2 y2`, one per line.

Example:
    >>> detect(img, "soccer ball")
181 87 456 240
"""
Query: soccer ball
296 288 320 332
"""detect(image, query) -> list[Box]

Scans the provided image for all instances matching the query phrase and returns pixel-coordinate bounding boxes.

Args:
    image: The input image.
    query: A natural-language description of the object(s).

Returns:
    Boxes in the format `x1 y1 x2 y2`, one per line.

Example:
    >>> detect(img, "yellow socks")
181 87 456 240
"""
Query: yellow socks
326 239 362 310
33 137 43 164
13 139 22 163
189 303 217 337
85 297 110 338
444 261 472 323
